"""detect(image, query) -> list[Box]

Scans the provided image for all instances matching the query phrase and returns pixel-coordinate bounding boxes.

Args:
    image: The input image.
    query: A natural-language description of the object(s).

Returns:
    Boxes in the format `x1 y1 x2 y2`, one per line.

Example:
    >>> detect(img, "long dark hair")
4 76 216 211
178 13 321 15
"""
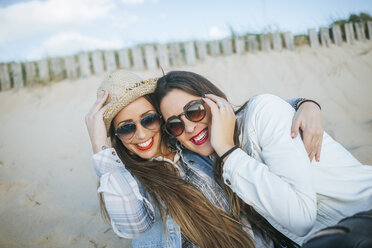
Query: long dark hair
154 71 299 248
99 94 256 248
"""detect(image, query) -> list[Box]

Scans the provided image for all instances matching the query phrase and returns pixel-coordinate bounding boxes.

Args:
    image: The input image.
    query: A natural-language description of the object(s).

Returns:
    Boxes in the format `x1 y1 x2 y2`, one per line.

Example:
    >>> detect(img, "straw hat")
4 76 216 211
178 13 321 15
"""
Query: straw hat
97 70 158 133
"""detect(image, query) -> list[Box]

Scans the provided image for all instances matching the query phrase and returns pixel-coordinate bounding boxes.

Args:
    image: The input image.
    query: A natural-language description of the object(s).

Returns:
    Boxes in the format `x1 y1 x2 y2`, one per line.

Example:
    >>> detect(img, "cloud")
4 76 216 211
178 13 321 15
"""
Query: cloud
0 0 114 42
27 32 123 60
208 26 229 39
110 13 139 29
120 0 145 5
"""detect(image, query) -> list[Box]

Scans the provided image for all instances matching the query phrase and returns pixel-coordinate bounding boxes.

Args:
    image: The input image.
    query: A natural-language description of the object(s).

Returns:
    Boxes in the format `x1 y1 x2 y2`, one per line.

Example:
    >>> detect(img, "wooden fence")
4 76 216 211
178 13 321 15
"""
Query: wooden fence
1 21 372 92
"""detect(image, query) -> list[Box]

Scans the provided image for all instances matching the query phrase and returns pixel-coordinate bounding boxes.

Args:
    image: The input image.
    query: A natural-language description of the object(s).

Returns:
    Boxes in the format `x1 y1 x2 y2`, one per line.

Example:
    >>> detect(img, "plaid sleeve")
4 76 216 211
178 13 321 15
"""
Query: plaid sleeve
93 148 155 238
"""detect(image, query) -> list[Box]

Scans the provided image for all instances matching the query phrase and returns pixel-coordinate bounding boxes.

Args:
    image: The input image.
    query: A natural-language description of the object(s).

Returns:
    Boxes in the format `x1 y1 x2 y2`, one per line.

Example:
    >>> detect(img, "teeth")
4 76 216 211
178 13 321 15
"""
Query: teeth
137 138 152 147
193 130 207 143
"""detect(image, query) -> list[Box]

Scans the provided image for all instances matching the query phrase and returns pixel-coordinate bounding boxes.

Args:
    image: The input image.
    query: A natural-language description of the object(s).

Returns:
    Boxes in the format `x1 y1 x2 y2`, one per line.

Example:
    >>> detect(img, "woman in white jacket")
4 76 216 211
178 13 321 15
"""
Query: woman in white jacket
155 70 372 245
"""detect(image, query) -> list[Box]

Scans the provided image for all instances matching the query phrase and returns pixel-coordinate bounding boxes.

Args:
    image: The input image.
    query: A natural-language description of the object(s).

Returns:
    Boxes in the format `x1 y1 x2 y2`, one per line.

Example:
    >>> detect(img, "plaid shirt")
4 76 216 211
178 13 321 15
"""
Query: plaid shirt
92 148 229 244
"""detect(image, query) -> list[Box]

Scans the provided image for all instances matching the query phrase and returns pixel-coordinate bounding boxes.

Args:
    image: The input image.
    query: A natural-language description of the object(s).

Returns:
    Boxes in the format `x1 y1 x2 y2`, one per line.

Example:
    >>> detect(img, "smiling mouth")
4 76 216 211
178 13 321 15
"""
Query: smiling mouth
135 138 154 151
190 128 208 145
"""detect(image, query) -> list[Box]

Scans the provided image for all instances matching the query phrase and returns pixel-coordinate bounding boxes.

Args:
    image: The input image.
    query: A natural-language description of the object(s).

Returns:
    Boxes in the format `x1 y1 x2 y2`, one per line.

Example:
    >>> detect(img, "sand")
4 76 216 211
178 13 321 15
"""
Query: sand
0 41 372 248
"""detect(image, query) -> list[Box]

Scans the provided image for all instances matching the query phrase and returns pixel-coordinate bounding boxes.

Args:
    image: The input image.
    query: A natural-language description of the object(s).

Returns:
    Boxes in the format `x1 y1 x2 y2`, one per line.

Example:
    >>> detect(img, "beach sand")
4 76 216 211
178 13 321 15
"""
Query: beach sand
0 41 371 248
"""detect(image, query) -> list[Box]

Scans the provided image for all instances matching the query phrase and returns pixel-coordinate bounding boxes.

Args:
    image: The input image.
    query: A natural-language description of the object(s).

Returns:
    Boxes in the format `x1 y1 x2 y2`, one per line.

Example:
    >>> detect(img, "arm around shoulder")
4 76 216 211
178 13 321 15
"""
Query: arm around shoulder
223 94 317 236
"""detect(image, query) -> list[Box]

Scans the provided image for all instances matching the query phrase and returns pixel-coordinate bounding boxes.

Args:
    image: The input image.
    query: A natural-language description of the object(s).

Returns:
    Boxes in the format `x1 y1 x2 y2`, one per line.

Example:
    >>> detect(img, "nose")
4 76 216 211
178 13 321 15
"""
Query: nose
182 116 197 133
135 123 147 140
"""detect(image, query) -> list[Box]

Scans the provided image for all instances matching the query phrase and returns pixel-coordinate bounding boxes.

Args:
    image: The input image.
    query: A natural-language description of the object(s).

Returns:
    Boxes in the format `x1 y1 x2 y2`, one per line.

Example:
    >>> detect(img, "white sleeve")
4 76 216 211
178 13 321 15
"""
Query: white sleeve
223 94 317 236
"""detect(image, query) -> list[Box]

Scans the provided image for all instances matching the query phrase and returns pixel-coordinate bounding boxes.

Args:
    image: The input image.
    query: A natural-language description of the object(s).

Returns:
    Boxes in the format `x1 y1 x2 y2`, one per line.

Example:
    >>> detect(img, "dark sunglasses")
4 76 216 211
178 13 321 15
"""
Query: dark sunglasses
115 113 161 141
164 99 206 137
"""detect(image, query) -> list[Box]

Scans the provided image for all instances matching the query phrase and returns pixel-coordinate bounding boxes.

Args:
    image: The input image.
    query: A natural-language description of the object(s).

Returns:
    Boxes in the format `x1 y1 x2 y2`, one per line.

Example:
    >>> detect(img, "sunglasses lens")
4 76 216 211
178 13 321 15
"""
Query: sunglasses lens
116 123 136 140
166 118 184 136
186 103 205 121
141 113 161 130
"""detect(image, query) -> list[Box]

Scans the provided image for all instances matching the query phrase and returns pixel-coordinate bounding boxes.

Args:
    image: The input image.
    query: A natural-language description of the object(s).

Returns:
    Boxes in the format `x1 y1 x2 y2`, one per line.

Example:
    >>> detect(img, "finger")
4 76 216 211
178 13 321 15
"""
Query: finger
204 94 233 113
302 132 312 155
98 102 112 115
205 94 227 103
291 117 300 139
315 138 322 162
308 151 315 162
202 97 220 116
90 90 109 113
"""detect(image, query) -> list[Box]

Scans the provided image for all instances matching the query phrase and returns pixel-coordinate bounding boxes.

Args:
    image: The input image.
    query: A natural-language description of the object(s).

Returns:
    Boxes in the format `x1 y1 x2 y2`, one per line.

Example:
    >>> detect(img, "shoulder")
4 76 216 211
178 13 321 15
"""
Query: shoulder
237 94 295 141
247 94 291 112
239 94 293 122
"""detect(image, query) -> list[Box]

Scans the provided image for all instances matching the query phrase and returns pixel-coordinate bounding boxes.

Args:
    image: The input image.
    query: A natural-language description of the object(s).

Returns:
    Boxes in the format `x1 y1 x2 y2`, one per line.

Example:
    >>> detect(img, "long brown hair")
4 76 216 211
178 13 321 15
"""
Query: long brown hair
99 94 256 248
154 71 299 248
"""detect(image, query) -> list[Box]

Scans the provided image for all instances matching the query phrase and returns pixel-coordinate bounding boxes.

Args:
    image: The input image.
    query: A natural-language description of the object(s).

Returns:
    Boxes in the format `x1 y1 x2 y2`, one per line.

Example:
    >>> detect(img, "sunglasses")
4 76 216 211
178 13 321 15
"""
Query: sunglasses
164 99 206 136
115 113 161 141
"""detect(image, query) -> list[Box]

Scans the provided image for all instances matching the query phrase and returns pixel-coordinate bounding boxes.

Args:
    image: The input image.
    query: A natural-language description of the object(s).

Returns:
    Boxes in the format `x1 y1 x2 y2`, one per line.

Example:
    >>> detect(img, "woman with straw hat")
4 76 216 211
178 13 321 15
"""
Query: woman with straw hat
85 70 323 248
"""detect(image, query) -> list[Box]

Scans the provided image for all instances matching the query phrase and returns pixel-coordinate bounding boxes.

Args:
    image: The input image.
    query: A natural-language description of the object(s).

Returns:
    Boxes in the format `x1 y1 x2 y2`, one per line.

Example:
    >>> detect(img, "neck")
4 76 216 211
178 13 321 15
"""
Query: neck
158 142 176 161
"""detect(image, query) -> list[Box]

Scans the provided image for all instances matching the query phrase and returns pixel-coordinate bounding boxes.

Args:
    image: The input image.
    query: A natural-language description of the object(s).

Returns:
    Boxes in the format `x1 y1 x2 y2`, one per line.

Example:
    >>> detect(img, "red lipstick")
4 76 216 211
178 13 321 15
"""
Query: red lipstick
135 138 154 151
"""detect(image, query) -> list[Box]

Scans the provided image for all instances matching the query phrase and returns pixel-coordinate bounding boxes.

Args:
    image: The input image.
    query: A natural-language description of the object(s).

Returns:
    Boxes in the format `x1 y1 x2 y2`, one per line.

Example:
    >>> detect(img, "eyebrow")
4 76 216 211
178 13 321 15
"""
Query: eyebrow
117 110 155 126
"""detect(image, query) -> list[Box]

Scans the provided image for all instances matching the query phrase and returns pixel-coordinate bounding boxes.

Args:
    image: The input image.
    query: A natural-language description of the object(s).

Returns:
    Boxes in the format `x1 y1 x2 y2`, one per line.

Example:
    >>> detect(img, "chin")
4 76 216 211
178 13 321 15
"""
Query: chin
198 148 214 156
187 143 214 157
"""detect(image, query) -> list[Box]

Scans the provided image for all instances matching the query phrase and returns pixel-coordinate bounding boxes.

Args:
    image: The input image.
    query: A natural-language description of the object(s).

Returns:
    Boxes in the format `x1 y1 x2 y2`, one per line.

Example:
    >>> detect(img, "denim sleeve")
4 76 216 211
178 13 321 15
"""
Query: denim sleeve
286 98 307 111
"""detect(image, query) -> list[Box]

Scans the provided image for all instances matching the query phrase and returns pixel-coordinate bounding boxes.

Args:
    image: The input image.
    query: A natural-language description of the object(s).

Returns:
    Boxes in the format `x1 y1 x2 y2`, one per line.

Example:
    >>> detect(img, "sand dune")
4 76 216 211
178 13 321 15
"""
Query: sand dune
0 41 372 248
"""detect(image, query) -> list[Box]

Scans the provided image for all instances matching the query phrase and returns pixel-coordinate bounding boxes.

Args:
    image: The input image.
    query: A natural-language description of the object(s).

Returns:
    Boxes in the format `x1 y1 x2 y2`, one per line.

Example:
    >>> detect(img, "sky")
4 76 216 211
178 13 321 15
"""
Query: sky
0 0 371 62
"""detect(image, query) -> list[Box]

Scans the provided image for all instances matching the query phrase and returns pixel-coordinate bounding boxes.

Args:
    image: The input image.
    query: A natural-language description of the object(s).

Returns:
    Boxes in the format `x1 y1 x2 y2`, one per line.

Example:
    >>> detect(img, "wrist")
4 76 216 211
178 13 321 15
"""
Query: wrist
92 142 110 154
219 146 239 163
298 99 321 110
216 144 235 158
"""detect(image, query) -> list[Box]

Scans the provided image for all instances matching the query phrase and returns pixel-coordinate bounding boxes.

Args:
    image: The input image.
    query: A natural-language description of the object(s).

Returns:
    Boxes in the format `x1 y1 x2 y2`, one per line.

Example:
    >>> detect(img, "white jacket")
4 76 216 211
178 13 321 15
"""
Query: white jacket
222 94 372 245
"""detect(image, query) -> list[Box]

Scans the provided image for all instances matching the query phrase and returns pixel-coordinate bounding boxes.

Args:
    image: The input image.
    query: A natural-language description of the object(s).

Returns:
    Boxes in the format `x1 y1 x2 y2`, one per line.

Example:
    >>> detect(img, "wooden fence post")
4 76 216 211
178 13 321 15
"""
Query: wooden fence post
345 23 355 44
25 62 37 86
64 56 78 79
184 41 196 65
355 23 366 42
272 33 282 51
11 63 24 89
332 25 342 46
283 32 294 50
156 44 170 68
368 21 372 40
118 49 131 69
132 47 145 70
78 53 91 77
104 50 117 72
37 59 50 83
196 42 207 60
221 39 233 56
308 28 319 49
320 27 331 47
234 37 245 54
209 40 220 57
260 34 271 52
170 43 183 66
247 35 258 53
92 51 104 75
51 58 65 80
144 45 157 70
0 64 11 91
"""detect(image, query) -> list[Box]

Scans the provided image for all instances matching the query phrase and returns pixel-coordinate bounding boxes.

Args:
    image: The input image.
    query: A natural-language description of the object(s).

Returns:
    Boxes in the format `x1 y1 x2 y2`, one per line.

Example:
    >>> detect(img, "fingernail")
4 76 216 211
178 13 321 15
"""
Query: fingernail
291 132 295 138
